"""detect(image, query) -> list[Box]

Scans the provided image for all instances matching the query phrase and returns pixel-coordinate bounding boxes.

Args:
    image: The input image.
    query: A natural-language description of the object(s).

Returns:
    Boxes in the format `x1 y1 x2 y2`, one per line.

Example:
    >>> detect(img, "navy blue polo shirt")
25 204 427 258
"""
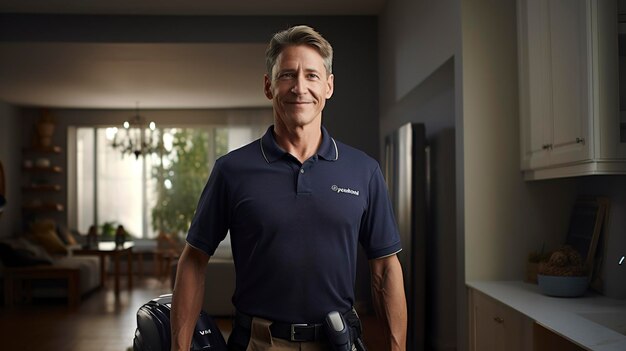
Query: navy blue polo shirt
186 125 401 324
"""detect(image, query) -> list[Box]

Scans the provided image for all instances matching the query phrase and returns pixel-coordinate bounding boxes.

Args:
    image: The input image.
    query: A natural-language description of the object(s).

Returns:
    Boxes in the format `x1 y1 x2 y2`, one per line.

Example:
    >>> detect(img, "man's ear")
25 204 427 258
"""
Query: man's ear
264 74 273 99
325 74 334 99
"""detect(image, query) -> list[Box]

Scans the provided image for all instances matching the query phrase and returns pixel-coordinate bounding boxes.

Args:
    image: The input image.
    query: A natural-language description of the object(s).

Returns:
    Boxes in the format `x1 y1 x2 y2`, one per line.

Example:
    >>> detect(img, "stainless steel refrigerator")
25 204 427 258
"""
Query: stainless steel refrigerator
384 123 428 351
384 123 458 351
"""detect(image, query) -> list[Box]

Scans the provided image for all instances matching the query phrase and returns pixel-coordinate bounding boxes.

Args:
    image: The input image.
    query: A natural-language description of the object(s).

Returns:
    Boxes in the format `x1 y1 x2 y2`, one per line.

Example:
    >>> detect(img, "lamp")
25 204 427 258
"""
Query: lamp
110 105 159 159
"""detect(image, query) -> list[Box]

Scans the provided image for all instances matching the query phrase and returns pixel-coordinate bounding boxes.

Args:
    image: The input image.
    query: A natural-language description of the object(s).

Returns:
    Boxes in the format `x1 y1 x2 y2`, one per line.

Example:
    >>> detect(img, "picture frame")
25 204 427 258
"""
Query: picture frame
565 196 610 290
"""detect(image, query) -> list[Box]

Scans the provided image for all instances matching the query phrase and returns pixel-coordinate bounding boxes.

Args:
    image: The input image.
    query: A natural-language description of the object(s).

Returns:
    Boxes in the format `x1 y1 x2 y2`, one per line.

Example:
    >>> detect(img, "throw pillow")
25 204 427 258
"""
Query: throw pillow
56 224 78 246
0 238 54 267
30 218 56 233
28 229 68 255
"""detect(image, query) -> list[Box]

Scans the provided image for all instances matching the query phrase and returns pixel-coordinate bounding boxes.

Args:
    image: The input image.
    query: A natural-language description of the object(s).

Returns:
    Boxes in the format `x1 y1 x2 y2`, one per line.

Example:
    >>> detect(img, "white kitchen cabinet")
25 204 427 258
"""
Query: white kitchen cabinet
469 288 533 351
517 0 626 180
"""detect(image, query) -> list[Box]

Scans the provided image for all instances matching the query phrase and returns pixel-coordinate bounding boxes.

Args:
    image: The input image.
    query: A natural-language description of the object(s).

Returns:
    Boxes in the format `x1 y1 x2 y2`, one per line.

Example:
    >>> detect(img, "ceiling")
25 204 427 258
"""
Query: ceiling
0 43 270 109
0 1 385 109
0 0 385 16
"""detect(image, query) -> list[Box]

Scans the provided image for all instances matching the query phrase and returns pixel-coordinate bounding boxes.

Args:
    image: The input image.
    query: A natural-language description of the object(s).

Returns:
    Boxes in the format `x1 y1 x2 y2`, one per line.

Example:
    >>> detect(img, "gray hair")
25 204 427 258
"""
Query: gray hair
265 25 333 78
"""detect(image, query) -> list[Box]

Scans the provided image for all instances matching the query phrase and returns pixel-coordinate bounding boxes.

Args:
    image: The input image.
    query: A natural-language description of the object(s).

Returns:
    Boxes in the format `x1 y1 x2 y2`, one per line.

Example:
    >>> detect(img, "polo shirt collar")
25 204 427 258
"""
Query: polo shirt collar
260 125 339 163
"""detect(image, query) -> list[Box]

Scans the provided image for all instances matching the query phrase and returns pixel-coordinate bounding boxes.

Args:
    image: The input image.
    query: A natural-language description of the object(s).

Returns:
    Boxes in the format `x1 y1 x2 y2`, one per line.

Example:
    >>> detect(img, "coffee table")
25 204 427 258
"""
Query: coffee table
74 241 134 296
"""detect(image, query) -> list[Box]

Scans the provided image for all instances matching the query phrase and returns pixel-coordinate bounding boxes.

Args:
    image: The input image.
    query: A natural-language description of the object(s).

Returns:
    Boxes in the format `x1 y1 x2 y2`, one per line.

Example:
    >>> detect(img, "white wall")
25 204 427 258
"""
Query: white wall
460 0 574 281
459 0 589 347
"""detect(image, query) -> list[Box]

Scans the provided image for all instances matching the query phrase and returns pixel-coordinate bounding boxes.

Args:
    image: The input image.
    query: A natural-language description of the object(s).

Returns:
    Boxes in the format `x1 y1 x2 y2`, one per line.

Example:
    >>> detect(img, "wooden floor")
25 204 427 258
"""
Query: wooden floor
0 276 173 351
0 276 385 351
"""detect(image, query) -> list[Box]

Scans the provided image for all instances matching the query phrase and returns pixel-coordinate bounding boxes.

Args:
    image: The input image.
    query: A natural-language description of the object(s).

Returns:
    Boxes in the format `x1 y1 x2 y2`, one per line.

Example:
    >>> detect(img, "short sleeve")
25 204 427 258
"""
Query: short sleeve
359 165 402 259
186 161 230 256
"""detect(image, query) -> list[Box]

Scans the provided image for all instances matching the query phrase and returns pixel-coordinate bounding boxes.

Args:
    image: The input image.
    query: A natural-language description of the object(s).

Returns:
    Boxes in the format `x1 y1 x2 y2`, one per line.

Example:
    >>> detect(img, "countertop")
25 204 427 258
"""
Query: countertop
467 281 626 351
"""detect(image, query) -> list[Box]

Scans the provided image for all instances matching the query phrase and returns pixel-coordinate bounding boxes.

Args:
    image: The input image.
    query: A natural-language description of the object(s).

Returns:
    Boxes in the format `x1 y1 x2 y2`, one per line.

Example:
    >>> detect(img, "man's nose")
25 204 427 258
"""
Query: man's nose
291 76 307 94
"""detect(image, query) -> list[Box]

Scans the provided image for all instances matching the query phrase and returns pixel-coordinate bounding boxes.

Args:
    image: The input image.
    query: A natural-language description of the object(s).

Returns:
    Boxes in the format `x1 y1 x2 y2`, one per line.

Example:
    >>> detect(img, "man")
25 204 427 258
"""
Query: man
171 25 407 351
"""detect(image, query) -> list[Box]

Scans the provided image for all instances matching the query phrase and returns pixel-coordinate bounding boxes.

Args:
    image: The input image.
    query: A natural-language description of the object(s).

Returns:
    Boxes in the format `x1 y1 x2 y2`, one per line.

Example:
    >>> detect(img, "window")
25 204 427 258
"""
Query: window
73 125 263 239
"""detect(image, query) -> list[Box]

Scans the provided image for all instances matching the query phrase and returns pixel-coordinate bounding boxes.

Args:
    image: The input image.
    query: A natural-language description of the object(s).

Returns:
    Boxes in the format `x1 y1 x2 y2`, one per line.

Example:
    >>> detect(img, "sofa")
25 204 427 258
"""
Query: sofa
171 235 236 317
0 221 101 308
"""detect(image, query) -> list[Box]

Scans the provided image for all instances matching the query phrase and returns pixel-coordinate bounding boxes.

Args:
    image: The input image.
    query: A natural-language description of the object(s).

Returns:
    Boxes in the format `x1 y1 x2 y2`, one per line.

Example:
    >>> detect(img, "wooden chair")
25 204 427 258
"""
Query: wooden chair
3 265 80 308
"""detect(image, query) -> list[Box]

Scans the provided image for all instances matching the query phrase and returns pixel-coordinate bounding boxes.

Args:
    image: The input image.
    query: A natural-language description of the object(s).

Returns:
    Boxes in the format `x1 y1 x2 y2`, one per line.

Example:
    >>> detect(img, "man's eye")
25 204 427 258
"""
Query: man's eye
278 73 295 79
307 74 320 79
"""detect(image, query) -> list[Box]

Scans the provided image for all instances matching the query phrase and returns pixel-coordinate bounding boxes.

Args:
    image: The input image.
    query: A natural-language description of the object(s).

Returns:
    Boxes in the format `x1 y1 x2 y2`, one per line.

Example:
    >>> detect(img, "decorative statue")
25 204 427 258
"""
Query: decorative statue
86 225 99 249
36 109 56 148
115 225 126 248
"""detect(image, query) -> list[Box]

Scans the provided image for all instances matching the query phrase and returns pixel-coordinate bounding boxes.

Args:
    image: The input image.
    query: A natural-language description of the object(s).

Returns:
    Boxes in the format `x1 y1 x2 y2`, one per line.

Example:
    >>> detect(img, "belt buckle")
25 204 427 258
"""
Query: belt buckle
290 324 309 342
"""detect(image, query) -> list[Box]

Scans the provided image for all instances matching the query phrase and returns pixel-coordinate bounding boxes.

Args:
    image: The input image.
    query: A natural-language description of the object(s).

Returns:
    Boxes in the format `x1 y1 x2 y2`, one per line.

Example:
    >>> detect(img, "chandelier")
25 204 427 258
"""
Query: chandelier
110 106 159 159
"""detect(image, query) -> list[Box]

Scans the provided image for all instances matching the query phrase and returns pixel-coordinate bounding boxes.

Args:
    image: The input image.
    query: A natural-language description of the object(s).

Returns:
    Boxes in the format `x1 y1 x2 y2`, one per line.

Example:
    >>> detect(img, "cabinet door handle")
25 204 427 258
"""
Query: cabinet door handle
576 137 585 144
493 316 504 324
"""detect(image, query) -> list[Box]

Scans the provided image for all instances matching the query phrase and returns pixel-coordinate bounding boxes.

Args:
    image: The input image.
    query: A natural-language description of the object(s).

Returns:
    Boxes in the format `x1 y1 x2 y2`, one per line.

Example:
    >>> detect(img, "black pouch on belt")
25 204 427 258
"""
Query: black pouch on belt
324 310 368 351
343 309 367 351
324 311 353 351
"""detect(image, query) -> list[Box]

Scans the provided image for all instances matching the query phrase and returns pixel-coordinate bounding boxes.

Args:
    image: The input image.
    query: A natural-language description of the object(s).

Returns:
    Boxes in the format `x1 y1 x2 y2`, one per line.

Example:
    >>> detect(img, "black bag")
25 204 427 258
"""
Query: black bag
133 294 227 351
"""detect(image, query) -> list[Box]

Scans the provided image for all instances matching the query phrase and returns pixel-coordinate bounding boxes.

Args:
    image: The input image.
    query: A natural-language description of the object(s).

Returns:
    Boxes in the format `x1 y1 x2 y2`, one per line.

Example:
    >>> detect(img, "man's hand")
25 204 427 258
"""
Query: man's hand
170 244 210 351
370 254 407 351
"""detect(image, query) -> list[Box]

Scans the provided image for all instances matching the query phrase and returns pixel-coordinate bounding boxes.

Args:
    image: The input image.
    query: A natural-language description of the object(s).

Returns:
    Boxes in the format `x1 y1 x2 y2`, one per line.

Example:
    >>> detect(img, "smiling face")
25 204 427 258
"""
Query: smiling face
264 45 334 132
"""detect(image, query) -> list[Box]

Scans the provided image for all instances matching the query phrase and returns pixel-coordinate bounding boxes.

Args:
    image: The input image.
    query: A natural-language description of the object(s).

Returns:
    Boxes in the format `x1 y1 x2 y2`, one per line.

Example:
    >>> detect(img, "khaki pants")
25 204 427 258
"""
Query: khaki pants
243 317 330 351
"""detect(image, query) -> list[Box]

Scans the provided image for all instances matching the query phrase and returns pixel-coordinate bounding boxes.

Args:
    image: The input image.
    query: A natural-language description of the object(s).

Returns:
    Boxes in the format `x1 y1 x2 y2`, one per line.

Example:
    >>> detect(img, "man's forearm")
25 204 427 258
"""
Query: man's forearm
171 245 209 351
370 255 407 351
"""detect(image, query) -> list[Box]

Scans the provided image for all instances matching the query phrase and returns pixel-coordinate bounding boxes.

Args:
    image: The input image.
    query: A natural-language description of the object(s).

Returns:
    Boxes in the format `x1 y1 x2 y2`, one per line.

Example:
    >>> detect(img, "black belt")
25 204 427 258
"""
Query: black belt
235 310 358 342
270 322 324 342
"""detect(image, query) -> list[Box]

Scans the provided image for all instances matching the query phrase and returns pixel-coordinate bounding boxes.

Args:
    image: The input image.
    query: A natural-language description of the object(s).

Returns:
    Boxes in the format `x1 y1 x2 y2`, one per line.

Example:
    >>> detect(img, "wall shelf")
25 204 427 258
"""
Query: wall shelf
23 166 63 173
22 203 64 212
21 144 64 217
22 184 62 192
22 146 62 154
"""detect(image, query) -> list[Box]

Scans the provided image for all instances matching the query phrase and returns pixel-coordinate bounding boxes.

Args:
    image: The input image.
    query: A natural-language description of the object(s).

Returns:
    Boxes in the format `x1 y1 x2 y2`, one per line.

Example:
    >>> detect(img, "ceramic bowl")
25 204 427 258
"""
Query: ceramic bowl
537 274 589 297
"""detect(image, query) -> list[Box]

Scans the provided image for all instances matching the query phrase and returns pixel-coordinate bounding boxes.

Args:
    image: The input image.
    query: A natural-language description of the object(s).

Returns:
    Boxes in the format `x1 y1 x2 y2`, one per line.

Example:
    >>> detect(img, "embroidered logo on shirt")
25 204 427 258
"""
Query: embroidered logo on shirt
331 185 360 196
